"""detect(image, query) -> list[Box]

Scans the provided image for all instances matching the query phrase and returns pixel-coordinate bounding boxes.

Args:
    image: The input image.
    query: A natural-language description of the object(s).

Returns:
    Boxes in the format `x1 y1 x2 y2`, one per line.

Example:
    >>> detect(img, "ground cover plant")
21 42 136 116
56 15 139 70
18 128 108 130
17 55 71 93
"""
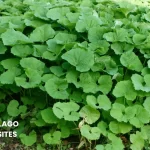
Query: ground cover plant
1 0 150 149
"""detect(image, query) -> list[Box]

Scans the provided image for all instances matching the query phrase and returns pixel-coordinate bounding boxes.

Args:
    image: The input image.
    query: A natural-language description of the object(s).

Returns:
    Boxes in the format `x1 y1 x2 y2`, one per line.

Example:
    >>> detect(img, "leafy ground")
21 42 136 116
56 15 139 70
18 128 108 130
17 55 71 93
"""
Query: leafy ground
1 0 150 149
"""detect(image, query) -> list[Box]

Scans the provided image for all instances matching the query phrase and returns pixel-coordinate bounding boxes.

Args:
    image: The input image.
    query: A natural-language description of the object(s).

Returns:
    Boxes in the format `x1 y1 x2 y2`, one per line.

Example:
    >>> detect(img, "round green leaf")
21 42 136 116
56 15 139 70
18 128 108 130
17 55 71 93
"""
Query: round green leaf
62 48 94 72
41 108 59 124
19 130 37 146
45 76 69 100
80 125 100 140
79 105 100 124
43 131 61 145
7 100 20 117
53 102 80 121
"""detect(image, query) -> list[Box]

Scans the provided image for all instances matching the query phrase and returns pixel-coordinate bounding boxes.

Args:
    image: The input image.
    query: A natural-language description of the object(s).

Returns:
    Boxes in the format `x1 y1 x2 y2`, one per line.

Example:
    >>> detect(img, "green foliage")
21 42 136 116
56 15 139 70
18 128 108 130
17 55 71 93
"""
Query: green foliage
1 0 150 149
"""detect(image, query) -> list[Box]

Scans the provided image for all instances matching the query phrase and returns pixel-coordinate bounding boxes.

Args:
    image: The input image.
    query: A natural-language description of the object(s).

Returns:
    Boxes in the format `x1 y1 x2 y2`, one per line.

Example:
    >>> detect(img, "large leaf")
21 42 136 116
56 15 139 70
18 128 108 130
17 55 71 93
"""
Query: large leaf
53 102 80 121
120 51 143 72
62 48 94 72
30 24 55 42
43 131 61 145
1 29 31 45
113 80 137 101
79 105 100 124
45 76 69 100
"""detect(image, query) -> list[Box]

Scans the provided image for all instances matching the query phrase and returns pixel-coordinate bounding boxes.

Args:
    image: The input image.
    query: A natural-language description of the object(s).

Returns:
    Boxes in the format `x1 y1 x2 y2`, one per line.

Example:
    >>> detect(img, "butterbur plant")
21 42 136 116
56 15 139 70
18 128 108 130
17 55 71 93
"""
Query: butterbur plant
1 0 150 149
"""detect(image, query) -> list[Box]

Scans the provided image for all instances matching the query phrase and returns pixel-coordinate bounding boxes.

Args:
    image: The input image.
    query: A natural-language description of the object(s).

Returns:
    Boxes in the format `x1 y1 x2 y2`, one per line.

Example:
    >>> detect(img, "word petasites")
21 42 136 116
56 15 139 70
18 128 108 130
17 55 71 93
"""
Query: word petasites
0 131 17 137
0 121 19 127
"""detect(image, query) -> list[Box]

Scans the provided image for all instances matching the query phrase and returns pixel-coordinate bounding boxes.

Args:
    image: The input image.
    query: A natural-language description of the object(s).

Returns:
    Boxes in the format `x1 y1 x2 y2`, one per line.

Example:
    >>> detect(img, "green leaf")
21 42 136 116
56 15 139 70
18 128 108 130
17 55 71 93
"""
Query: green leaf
75 15 102 32
110 103 126 122
1 29 31 45
50 66 65 77
79 105 100 124
103 28 129 42
113 80 137 101
92 56 118 75
41 108 59 124
131 74 150 92
66 12 79 23
19 130 37 146
108 133 124 150
33 45 47 57
79 72 100 93
0 41 7 54
43 39 64 60
133 34 147 45
143 97 150 113
86 95 111 110
45 76 69 100
97 121 108 136
30 24 55 42
11 45 33 57
7 100 20 117
111 42 134 55
97 95 111 110
88 27 109 42
54 32 76 44
88 40 110 55
0 103 5 113
43 131 61 145
144 12 150 22
109 121 132 134
20 57 45 75
1 58 20 69
95 145 104 150
98 75 112 94
141 125 150 140
80 125 100 140
62 48 94 72
47 7 70 20
66 69 80 88
0 67 21 84
120 51 143 72
15 68 41 88
53 102 80 121
130 132 144 150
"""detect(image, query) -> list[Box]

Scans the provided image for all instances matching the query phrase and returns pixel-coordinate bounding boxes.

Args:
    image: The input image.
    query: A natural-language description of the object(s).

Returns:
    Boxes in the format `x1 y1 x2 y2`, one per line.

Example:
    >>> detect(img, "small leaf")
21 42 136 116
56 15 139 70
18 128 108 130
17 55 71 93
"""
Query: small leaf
98 75 112 94
80 125 100 140
43 131 61 145
7 100 20 117
41 108 59 124
19 130 37 146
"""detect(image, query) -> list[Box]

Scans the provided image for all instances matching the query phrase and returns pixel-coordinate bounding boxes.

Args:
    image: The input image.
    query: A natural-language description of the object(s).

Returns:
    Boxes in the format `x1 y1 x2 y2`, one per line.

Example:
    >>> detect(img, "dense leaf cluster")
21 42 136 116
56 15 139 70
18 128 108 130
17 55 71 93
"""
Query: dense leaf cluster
1 0 150 149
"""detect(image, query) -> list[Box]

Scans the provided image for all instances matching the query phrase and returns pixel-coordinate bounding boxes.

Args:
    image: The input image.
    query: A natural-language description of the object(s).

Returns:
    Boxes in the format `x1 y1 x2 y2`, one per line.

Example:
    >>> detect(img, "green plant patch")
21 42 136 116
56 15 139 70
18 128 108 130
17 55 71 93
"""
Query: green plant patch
1 0 150 149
